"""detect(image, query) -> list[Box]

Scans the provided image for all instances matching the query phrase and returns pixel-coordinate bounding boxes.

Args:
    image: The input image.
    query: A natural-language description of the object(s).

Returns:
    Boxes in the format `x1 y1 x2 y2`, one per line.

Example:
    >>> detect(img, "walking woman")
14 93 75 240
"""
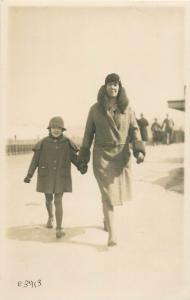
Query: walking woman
79 73 145 246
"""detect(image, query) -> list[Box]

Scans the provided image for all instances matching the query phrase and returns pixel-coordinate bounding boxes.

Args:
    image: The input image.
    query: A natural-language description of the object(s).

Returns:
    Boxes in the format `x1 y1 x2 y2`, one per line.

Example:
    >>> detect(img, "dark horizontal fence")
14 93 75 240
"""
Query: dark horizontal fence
147 129 184 145
6 131 184 156
6 139 39 155
173 130 185 143
6 136 82 156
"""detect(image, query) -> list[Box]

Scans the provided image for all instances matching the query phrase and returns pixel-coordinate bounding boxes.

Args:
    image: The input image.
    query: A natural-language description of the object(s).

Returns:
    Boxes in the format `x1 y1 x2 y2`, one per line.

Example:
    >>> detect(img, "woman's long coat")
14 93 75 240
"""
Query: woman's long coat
79 86 145 206
26 135 79 194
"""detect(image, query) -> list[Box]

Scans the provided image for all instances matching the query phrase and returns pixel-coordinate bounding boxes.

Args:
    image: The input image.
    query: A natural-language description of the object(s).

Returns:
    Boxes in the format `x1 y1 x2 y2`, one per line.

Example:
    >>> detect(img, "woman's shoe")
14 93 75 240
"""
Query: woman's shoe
56 229 65 239
108 240 117 247
108 237 117 247
46 217 53 228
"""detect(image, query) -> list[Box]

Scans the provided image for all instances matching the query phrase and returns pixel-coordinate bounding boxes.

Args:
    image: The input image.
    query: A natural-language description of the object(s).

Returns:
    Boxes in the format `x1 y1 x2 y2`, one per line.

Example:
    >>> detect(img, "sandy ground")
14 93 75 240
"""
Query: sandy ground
1 143 189 300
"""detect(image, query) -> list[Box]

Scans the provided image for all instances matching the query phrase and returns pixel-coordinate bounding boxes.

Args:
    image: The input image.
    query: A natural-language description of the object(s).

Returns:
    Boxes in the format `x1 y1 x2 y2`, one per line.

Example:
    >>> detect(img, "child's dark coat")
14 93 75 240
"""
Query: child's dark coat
26 135 79 193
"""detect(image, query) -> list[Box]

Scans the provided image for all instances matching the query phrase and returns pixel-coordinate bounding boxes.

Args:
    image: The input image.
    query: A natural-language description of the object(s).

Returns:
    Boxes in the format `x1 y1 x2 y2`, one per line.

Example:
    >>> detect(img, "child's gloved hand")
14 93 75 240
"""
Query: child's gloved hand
136 152 144 164
79 163 88 174
24 176 31 183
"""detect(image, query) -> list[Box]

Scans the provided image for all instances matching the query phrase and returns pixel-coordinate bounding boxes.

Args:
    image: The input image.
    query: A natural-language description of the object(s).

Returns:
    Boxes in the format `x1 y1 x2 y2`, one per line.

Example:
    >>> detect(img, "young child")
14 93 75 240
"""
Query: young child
24 116 87 238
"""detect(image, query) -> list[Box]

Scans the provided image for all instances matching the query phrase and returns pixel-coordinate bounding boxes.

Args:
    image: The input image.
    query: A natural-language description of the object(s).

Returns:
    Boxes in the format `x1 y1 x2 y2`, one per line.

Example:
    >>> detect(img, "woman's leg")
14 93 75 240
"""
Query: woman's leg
45 194 54 228
54 193 64 238
101 197 108 231
102 197 117 246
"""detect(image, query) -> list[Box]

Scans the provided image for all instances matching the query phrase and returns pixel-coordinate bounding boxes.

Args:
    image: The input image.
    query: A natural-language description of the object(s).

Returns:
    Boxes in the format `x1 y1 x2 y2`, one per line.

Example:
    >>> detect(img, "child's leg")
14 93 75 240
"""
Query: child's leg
45 194 53 228
54 193 63 229
45 194 53 217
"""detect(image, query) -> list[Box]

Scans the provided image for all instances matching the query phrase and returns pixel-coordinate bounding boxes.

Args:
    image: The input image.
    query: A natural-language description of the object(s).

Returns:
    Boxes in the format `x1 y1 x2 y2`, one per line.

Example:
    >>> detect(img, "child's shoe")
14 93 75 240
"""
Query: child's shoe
56 229 65 239
46 217 53 228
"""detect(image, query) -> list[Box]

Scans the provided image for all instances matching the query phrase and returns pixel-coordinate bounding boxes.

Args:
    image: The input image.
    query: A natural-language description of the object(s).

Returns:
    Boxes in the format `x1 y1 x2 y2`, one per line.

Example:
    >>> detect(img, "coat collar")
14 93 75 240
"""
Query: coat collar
97 85 129 140
46 134 68 143
106 110 121 139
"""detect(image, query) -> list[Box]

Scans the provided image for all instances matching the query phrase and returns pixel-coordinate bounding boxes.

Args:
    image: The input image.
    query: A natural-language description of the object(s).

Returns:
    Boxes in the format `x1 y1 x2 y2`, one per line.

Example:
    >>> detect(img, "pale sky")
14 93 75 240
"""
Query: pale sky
6 5 185 139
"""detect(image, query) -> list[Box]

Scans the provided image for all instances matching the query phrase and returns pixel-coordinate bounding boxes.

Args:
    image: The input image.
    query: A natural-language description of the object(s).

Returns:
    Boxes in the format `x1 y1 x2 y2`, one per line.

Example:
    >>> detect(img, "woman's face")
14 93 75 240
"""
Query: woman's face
106 82 120 98
50 127 63 138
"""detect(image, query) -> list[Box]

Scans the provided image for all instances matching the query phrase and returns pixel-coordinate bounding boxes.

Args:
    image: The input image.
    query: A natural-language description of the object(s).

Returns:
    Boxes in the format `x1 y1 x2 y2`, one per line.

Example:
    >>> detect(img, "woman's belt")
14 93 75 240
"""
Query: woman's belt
94 142 128 147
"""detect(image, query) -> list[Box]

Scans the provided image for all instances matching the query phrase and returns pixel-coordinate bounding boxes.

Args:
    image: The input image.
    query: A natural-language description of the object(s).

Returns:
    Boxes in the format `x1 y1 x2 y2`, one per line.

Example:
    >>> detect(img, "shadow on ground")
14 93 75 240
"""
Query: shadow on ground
153 167 184 193
6 225 108 252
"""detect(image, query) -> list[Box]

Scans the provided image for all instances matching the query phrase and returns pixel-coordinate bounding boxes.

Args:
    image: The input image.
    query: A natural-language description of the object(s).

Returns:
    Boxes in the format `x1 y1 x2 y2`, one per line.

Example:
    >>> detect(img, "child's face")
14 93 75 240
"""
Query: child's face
50 127 63 138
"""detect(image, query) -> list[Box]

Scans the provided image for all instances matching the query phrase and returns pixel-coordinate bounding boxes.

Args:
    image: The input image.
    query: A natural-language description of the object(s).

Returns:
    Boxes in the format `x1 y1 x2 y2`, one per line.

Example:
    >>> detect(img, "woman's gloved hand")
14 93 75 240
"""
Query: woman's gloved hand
78 163 88 174
24 176 31 183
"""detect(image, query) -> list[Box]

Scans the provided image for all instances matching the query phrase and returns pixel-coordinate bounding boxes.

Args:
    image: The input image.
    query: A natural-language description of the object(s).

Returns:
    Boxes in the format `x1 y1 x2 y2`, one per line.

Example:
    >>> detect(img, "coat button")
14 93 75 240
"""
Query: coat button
53 167 56 170
54 160 56 163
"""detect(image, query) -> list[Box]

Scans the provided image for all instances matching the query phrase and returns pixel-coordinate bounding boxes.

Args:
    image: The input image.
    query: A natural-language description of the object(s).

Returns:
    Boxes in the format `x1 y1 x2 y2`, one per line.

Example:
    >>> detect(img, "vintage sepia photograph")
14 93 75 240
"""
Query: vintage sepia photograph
1 0 190 300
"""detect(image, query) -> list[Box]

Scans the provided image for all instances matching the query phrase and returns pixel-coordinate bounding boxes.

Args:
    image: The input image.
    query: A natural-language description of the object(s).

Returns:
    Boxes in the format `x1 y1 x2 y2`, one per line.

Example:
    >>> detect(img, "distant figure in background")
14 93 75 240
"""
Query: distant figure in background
151 118 162 145
24 116 87 239
137 114 149 144
161 114 174 145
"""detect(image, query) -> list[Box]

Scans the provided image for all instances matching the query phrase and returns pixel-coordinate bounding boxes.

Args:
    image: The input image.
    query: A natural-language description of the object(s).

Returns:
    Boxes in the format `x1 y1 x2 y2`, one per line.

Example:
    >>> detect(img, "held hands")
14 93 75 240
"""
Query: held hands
136 152 144 164
78 162 88 175
24 176 31 183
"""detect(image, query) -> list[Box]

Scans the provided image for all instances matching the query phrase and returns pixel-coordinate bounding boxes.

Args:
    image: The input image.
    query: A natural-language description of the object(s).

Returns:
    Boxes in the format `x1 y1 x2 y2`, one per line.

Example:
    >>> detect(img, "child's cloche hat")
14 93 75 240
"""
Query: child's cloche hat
47 116 66 131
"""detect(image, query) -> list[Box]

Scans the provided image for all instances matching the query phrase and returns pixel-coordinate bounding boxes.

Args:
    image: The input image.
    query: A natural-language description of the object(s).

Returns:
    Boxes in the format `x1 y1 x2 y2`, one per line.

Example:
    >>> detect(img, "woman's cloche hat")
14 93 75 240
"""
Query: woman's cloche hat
105 73 121 85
